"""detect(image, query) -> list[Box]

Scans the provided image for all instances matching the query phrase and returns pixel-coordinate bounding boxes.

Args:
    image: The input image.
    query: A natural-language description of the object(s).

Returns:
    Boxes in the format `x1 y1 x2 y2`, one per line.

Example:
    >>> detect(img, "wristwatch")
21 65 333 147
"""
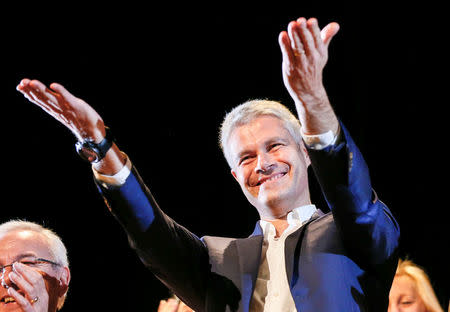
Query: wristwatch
75 127 114 163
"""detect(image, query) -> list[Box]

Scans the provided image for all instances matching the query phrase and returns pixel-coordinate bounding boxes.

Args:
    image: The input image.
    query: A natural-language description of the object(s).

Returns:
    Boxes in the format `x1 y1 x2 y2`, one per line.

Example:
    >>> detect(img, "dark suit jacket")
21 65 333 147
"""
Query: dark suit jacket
96 123 400 311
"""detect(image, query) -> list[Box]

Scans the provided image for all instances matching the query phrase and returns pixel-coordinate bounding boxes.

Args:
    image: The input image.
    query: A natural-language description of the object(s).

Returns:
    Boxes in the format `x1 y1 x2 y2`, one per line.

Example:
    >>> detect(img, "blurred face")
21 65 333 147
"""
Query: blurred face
0 230 68 312
388 275 428 312
228 115 311 219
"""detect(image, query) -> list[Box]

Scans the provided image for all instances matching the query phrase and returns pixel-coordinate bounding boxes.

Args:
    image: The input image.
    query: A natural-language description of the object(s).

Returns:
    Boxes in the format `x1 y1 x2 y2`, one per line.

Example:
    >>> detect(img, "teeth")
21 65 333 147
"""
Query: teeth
259 173 284 185
268 174 283 181
3 297 15 303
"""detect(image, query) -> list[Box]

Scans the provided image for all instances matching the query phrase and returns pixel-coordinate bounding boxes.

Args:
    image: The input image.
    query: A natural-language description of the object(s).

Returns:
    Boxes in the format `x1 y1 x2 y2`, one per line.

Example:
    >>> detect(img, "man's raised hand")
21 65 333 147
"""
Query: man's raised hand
16 79 106 143
278 17 340 135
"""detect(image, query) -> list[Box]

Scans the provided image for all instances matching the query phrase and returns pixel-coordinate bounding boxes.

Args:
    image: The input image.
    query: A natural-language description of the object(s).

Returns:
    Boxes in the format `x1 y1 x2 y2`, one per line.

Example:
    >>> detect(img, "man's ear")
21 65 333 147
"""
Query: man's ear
56 267 71 310
58 267 71 294
231 169 239 182
299 142 311 167
303 145 311 167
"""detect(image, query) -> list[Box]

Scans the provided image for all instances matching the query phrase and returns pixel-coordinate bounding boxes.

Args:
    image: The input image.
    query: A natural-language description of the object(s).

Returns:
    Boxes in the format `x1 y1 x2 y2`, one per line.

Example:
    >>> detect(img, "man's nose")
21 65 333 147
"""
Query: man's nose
255 153 275 174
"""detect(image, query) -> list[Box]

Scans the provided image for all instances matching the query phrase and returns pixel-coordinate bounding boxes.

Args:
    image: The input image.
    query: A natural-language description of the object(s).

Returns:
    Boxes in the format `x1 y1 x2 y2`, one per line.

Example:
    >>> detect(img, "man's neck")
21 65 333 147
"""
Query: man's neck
267 219 290 238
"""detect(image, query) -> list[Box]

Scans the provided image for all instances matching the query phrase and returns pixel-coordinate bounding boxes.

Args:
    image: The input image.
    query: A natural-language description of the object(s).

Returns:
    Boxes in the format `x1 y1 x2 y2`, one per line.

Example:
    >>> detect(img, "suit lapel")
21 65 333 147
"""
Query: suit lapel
284 209 324 286
236 224 263 312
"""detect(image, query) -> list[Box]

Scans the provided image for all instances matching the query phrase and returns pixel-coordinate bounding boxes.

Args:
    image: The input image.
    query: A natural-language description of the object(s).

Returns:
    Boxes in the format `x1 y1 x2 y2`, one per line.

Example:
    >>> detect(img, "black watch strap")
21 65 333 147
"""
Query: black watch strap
75 127 114 163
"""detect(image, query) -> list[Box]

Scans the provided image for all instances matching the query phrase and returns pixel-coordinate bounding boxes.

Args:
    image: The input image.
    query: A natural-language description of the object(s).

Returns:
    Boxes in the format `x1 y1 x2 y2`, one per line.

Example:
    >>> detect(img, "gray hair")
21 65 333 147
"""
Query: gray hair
219 99 303 167
0 220 68 267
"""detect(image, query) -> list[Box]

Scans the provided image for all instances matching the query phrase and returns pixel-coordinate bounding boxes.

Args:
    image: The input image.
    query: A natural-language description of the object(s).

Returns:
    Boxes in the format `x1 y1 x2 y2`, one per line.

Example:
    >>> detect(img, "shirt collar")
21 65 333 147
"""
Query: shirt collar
259 204 317 238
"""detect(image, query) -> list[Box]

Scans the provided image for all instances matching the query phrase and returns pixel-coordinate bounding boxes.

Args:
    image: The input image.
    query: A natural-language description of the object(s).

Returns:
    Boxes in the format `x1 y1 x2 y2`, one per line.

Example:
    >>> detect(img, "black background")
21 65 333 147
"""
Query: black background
2 1 449 311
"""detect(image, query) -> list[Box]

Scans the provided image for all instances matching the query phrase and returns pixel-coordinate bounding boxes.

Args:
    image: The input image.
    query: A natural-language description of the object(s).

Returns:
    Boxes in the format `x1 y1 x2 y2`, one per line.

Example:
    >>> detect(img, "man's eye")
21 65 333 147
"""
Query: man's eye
269 143 282 151
240 156 249 164
19 261 38 266
239 155 254 165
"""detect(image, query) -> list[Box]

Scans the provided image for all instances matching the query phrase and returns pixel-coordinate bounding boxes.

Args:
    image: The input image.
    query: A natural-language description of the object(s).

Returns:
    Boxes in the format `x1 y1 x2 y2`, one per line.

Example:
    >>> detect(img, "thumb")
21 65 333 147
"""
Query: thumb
321 22 340 47
49 82 77 101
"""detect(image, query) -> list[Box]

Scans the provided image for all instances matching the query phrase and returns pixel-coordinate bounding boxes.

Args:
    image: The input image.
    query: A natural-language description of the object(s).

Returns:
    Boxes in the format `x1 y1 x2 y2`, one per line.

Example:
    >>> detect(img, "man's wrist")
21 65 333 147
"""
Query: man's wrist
301 125 341 150
93 152 132 188
91 143 128 176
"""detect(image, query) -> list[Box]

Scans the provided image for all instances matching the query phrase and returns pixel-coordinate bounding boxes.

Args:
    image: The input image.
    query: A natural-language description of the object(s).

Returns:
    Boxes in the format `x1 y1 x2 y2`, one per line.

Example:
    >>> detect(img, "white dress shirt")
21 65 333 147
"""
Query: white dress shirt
249 205 317 312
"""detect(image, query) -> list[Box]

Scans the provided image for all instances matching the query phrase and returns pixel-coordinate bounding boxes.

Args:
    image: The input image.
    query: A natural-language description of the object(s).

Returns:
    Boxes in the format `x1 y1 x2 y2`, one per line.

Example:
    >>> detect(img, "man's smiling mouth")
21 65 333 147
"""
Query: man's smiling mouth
255 172 287 186
1 296 16 304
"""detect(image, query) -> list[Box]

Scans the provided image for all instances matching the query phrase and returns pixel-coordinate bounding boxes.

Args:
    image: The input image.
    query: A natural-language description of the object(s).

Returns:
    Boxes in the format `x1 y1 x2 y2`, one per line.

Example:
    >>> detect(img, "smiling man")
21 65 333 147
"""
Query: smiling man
16 17 399 311
0 221 70 312
226 112 312 225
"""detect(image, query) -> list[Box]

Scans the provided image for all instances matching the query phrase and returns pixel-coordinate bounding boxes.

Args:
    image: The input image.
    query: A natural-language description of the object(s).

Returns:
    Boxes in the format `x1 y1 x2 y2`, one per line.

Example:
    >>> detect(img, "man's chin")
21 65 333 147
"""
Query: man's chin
256 192 292 214
246 186 293 213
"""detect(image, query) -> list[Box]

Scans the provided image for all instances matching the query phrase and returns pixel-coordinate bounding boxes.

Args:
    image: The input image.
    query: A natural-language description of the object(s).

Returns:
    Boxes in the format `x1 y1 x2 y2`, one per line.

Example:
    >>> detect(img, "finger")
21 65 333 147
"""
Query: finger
278 31 296 64
49 82 78 102
20 81 62 114
22 91 72 129
18 79 56 105
157 300 167 312
16 78 31 92
287 21 306 56
280 29 307 70
295 18 316 56
8 271 37 301
321 22 340 48
27 90 63 114
19 81 82 136
19 81 69 123
28 80 61 105
158 298 179 312
7 287 34 312
12 263 44 296
306 18 324 54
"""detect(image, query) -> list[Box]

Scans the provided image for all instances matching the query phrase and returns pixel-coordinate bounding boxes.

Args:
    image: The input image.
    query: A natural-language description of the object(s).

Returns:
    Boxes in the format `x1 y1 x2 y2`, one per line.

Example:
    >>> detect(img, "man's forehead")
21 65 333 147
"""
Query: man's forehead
0 229 40 240
0 230 52 261
230 116 292 146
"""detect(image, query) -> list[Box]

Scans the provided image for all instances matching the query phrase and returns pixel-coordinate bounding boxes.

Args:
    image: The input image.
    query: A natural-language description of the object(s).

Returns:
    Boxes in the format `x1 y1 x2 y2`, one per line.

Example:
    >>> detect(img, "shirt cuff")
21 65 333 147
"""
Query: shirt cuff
92 153 132 188
301 126 340 150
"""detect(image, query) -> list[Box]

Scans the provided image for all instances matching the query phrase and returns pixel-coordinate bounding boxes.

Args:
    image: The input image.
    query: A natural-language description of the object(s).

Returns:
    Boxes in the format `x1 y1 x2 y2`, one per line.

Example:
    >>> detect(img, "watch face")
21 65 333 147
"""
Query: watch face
79 147 99 163
75 129 113 163
75 142 100 163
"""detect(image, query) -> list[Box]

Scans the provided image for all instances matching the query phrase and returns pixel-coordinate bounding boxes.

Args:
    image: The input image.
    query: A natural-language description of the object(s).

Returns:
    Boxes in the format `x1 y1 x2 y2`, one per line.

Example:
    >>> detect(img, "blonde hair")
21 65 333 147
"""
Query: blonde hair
395 259 444 312
0 220 69 310
219 99 303 167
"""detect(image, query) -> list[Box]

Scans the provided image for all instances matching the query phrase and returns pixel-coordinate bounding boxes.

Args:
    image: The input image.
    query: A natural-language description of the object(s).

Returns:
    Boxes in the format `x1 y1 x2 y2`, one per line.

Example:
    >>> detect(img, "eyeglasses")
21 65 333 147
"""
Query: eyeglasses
1 258 61 289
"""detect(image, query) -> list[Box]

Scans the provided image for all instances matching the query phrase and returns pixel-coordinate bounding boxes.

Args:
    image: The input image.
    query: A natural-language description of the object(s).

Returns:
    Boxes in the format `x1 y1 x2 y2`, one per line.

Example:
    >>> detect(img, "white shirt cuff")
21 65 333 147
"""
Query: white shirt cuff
92 153 132 188
301 127 340 150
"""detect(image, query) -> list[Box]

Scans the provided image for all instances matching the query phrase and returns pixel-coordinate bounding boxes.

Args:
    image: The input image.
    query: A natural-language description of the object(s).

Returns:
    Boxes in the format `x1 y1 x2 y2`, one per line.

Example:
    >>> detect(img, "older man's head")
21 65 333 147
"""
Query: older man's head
0 220 70 312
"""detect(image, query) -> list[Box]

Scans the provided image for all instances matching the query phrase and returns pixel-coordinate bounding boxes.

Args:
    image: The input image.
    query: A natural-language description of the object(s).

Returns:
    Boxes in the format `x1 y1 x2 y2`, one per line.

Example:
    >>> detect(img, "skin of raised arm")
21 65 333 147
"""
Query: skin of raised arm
278 17 340 135
16 78 126 175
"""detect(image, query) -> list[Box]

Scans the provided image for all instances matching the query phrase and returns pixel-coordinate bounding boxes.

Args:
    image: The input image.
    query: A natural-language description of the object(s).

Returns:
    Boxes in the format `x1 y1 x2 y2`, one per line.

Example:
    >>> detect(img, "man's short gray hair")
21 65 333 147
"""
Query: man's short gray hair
219 99 303 167
0 220 68 267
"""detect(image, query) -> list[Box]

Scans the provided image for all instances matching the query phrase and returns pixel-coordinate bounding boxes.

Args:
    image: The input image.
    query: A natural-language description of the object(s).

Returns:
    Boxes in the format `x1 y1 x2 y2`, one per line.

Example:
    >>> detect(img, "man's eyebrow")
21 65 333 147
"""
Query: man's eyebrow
236 149 253 160
266 136 289 145
13 253 38 262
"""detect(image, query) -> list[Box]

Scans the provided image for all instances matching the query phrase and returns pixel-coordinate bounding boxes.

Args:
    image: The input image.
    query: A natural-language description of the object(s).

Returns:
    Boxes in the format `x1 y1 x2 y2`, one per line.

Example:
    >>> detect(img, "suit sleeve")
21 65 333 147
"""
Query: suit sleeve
306 121 400 268
95 166 210 311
